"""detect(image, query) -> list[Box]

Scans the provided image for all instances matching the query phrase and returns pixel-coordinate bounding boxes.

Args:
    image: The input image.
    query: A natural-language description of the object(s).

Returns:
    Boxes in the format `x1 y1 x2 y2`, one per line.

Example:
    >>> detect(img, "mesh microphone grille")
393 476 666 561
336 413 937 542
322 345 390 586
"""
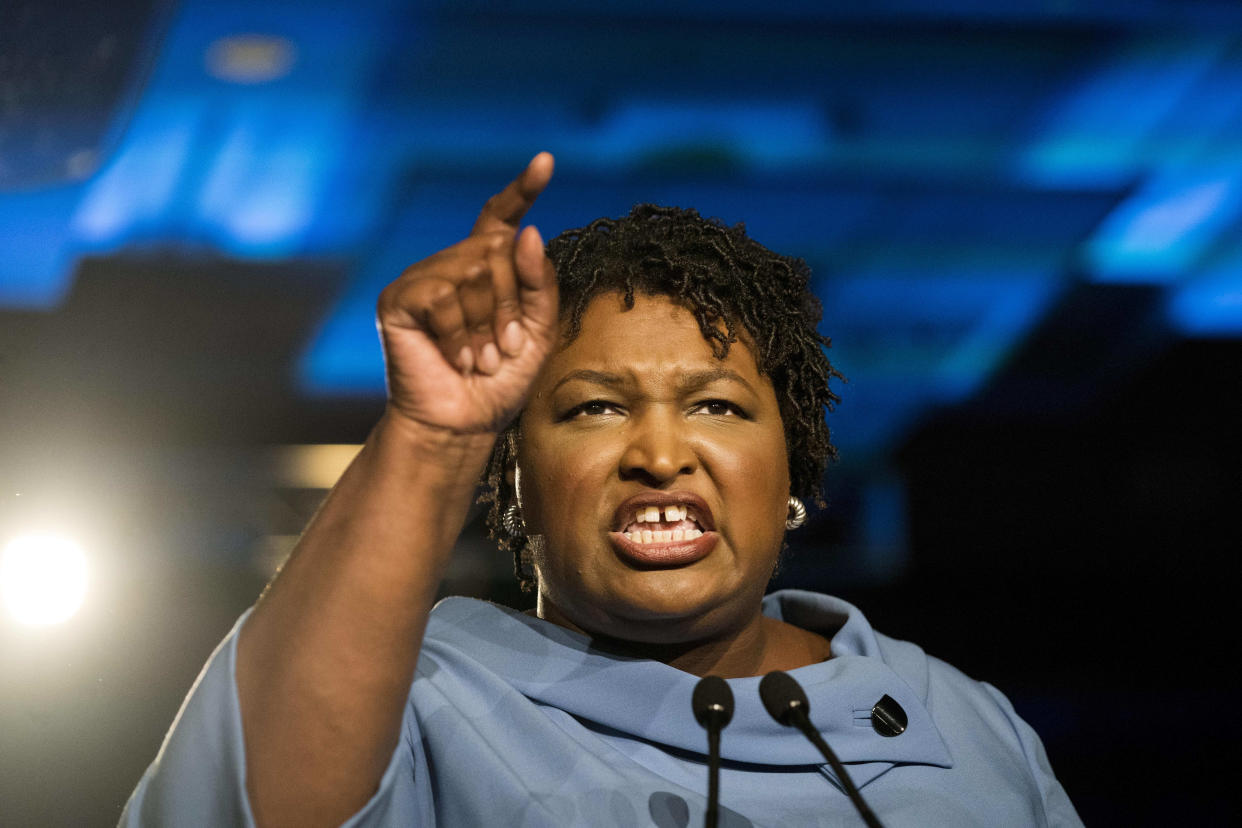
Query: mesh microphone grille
759 670 809 725
692 675 735 728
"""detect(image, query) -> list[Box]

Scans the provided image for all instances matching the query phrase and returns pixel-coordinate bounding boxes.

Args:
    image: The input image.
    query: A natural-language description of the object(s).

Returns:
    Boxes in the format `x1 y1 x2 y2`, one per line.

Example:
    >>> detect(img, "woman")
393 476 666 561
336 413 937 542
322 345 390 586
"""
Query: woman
122 154 1081 827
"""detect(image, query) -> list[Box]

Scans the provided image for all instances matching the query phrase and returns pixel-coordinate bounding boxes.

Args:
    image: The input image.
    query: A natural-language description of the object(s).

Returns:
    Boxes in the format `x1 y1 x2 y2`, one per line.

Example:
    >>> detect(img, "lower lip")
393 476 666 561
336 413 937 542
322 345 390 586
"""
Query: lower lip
608 530 718 568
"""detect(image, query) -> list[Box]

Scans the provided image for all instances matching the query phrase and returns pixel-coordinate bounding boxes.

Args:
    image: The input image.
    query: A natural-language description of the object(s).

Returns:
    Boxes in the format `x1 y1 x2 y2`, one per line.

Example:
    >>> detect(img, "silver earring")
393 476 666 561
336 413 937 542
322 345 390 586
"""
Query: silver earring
510 465 540 580
502 503 525 537
786 496 806 530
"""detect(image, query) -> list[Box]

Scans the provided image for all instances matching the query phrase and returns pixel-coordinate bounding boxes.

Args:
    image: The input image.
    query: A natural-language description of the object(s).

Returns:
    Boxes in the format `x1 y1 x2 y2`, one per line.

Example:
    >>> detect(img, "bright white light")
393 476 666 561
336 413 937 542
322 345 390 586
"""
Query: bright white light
1 533 89 627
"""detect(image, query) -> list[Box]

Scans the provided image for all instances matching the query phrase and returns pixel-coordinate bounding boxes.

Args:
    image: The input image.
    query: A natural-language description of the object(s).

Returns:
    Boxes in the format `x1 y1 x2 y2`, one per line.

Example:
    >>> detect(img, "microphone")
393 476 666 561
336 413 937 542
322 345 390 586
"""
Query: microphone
758 671 885 828
692 675 734 828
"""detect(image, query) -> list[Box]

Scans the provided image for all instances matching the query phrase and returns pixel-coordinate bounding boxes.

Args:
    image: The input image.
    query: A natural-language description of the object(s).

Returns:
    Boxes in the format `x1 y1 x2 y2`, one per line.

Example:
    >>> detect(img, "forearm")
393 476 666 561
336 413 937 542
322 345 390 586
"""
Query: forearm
236 410 496 828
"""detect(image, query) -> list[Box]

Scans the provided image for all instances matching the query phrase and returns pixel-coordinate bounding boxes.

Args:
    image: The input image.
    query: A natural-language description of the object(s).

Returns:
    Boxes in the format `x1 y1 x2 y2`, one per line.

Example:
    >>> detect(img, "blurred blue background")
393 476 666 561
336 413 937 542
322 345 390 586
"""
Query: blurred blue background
2 1 1239 824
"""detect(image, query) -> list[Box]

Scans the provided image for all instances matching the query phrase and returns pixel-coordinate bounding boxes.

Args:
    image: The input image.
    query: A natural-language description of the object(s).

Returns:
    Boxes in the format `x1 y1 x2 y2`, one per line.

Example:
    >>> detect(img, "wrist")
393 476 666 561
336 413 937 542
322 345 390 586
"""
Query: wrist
373 407 500 467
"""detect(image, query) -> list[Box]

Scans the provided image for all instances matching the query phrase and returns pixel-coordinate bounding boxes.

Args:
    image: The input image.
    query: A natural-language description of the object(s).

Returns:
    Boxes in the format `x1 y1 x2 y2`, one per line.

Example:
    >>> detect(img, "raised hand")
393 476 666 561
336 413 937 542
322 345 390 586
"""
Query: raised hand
377 152 558 435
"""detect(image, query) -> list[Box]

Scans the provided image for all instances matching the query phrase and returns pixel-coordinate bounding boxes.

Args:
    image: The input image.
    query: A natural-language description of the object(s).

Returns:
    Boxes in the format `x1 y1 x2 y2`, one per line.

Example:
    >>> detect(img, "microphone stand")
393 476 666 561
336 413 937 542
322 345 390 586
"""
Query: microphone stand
759 671 885 828
784 704 883 828
706 719 722 828
692 675 734 828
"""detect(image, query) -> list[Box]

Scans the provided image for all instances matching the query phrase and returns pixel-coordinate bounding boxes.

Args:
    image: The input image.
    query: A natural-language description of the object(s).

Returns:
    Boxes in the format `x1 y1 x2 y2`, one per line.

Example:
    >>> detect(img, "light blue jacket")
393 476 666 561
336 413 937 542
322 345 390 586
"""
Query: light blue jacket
121 590 1082 826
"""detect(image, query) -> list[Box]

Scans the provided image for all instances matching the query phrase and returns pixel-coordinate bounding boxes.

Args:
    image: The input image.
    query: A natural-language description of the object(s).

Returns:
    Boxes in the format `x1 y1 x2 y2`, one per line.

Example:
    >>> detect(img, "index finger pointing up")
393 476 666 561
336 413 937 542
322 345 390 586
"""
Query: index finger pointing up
471 152 555 236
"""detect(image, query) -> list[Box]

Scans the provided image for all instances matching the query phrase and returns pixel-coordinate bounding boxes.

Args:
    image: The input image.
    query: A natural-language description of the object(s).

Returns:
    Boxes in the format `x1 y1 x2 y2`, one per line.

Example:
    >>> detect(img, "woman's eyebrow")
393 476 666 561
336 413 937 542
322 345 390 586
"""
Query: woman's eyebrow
550 369 628 394
551 367 758 396
680 367 757 395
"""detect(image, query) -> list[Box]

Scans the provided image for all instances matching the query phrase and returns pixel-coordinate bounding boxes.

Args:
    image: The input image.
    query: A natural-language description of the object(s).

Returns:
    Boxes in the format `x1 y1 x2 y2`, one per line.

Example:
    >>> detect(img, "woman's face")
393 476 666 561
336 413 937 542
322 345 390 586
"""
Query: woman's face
517 291 791 645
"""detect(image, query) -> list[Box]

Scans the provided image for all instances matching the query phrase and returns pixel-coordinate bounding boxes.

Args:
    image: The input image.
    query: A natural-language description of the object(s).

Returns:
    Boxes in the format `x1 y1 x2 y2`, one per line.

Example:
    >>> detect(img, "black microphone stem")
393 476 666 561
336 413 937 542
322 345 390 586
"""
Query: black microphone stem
788 708 884 828
693 675 733 828
705 725 721 828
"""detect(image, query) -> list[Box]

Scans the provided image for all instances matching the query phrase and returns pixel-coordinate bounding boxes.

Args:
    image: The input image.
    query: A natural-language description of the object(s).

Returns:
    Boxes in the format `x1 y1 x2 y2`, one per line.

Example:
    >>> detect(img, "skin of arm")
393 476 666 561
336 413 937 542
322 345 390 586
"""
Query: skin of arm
235 414 494 828
234 153 558 828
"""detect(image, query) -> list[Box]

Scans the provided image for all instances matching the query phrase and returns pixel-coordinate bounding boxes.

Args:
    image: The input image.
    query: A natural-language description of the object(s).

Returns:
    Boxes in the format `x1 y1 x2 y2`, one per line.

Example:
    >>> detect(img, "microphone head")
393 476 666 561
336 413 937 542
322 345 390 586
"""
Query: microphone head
692 675 735 729
759 670 809 727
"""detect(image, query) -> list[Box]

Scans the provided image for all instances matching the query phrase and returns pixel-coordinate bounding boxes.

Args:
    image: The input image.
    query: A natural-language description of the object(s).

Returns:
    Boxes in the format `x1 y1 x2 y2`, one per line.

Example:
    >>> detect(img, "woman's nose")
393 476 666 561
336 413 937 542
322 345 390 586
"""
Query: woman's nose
618 411 696 484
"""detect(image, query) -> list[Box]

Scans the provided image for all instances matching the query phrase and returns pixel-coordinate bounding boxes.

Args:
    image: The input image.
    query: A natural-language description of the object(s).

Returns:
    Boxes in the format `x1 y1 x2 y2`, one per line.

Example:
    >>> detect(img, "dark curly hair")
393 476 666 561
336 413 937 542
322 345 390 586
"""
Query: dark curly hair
481 204 844 590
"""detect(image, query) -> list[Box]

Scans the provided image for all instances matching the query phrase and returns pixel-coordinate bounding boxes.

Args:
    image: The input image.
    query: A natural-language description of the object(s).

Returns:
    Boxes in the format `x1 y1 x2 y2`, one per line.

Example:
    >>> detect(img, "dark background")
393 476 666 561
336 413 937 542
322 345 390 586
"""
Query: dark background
2 1 1240 825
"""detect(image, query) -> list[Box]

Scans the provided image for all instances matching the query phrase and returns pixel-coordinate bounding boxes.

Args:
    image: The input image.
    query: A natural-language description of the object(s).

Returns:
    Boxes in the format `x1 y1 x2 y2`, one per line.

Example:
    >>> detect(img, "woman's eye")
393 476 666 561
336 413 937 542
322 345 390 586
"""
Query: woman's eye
567 400 620 418
693 399 744 417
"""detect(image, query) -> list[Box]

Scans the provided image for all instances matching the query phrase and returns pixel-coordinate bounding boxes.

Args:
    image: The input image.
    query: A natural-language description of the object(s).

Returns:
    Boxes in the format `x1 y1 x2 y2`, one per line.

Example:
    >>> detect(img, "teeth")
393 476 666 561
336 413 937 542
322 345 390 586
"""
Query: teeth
634 504 692 523
625 504 707 539
636 506 666 523
626 527 705 543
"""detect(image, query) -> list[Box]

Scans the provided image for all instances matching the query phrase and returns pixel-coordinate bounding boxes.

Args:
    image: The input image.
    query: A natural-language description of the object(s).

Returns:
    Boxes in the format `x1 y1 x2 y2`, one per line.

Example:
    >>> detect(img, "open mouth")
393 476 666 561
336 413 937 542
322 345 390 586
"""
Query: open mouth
608 492 718 566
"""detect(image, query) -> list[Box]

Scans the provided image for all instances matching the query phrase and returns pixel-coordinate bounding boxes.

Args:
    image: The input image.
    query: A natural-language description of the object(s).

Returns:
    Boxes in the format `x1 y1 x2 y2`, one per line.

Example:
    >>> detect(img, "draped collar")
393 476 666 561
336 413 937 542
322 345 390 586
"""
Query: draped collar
424 589 952 778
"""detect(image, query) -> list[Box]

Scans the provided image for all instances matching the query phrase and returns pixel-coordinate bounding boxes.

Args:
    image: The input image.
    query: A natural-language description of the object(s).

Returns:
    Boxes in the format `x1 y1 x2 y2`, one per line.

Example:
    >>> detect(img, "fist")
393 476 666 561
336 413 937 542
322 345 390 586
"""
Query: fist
376 153 559 435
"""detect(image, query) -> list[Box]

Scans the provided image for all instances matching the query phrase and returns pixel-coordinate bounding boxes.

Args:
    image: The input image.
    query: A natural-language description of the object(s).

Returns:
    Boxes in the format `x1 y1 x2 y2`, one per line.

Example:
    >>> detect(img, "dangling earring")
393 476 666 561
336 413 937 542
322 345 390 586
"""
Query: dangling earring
502 502 537 579
502 503 524 537
509 465 539 580
786 496 807 530
506 465 528 537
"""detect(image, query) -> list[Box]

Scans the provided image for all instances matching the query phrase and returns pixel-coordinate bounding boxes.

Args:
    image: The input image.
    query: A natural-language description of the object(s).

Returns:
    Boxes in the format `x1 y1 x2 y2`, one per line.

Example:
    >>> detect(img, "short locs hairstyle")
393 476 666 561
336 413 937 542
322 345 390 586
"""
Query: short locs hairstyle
481 204 844 590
